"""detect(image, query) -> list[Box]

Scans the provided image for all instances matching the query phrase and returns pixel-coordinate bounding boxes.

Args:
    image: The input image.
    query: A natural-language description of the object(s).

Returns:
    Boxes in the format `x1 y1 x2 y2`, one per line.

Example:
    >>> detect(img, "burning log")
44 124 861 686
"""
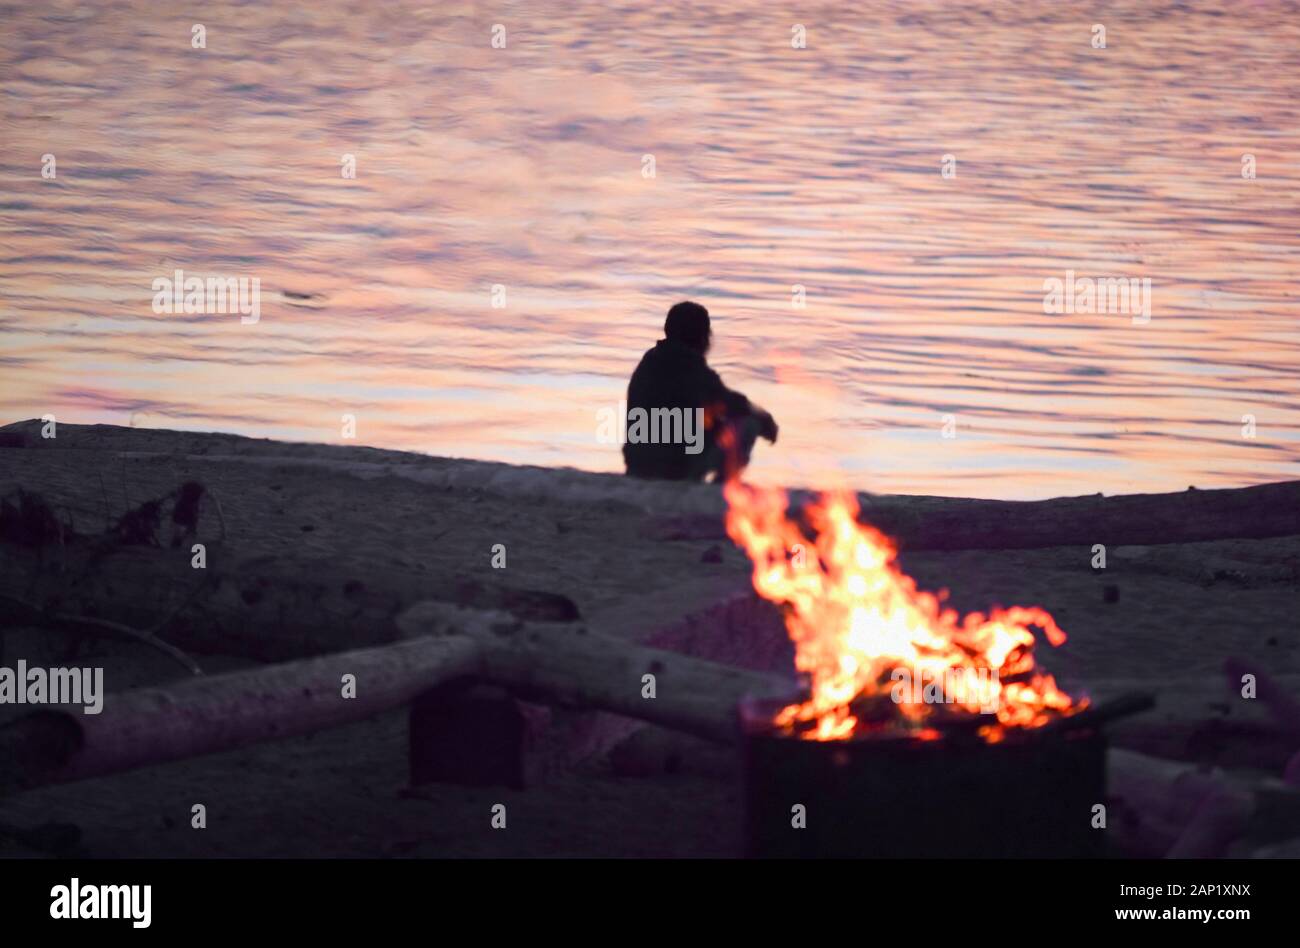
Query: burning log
720 480 1085 742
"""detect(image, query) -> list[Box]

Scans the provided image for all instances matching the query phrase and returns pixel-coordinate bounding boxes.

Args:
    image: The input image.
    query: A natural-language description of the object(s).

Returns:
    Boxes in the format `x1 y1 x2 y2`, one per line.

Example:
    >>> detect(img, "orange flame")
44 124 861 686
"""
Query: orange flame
723 481 1084 742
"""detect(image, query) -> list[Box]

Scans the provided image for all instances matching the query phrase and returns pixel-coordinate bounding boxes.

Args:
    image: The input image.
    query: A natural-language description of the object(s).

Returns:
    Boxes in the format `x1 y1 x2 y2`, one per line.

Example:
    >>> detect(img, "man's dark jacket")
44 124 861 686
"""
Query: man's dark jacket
623 338 752 479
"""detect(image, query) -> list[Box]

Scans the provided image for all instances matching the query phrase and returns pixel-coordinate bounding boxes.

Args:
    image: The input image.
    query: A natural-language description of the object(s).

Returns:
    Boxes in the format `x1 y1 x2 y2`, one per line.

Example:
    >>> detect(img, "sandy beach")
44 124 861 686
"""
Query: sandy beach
0 419 1296 857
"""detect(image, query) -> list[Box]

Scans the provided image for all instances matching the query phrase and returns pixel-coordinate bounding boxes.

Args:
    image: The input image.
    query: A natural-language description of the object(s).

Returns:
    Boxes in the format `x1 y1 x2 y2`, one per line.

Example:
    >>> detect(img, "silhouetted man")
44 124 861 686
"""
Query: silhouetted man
623 301 778 481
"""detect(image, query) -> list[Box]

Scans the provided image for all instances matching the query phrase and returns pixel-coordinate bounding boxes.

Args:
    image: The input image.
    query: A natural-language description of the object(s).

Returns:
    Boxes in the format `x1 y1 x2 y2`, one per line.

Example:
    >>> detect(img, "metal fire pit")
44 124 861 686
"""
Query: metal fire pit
740 695 1111 858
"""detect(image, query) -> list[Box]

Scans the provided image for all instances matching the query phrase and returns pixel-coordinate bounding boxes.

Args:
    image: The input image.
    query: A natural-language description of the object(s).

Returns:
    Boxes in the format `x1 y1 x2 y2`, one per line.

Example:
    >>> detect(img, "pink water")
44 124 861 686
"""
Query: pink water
2 0 1298 498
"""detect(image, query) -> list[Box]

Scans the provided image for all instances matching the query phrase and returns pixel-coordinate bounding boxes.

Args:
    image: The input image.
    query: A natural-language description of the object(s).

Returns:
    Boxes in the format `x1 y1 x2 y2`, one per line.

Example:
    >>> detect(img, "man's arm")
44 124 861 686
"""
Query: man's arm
701 367 777 443
700 366 751 417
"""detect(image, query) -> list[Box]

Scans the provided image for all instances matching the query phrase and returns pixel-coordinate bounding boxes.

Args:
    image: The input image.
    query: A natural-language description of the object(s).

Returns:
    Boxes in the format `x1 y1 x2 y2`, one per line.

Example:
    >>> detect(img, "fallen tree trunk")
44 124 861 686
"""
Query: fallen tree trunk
0 634 483 794
0 539 579 663
1107 748 1300 856
394 602 789 742
647 479 1300 550
858 480 1300 550
0 606 785 794
1090 672 1300 770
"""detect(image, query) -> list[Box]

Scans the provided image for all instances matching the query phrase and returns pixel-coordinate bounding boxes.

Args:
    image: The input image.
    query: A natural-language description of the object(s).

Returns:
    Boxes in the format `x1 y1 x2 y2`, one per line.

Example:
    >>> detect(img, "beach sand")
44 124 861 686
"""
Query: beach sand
0 420 1295 857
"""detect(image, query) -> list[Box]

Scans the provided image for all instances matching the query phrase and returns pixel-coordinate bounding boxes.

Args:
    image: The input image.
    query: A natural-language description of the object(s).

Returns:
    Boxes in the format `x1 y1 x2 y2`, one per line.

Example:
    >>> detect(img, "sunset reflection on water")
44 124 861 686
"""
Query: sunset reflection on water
2 0 1297 498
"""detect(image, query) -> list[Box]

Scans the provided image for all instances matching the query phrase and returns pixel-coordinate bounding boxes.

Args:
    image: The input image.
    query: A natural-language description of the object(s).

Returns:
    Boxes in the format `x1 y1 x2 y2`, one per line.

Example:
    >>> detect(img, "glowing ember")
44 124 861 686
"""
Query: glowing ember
723 481 1084 742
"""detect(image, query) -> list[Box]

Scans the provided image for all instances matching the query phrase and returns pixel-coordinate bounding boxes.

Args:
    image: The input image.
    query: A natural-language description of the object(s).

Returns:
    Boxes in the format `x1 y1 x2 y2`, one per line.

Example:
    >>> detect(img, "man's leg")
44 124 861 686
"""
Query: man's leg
682 436 722 481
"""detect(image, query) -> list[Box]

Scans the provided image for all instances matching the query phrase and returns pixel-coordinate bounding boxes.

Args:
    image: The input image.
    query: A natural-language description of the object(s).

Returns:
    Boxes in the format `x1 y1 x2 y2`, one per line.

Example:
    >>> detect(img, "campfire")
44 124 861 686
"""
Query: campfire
723 481 1085 743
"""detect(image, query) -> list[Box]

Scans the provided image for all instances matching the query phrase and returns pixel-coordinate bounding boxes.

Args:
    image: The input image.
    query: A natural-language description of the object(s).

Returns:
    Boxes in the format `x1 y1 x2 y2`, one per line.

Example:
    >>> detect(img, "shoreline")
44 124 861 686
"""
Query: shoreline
4 417 1297 525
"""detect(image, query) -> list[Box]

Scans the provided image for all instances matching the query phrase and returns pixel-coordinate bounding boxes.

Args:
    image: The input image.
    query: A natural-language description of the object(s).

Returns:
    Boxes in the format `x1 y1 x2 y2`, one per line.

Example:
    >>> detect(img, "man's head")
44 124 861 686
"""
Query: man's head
664 301 711 353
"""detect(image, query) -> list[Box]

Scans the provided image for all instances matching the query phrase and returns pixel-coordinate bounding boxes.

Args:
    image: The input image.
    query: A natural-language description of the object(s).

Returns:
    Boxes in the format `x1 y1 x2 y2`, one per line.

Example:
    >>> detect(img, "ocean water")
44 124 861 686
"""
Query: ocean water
2 0 1298 498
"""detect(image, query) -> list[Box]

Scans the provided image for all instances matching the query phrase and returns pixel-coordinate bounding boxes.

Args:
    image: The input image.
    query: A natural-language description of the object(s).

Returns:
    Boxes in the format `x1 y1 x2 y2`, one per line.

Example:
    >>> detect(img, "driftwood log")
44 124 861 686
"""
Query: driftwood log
393 602 788 741
1107 749 1300 857
0 606 785 795
647 479 1300 550
1090 670 1300 771
0 536 579 663
0 633 481 795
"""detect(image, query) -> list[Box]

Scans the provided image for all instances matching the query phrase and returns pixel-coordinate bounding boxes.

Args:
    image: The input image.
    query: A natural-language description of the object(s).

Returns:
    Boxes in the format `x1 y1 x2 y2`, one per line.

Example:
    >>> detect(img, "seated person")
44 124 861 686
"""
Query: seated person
623 301 778 481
